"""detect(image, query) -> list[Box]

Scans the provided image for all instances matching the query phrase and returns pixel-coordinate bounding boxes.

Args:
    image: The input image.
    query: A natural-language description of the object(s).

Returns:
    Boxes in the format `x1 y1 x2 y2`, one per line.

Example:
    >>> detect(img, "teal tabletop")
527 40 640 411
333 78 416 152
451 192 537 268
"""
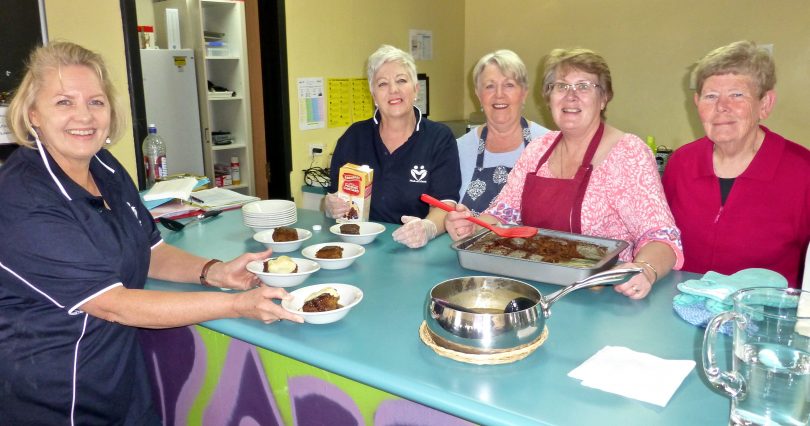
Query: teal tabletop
146 209 730 426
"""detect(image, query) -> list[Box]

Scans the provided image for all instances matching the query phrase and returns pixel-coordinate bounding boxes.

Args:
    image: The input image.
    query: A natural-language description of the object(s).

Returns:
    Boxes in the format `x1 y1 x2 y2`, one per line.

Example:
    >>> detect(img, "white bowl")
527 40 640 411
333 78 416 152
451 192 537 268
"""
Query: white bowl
281 283 363 324
301 242 365 270
246 257 320 288
329 222 386 245
253 228 312 253
242 199 296 214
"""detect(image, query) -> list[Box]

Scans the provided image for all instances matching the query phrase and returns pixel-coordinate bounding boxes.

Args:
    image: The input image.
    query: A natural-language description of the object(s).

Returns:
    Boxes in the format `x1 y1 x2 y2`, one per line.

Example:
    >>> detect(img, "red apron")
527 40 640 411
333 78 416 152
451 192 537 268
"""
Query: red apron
520 122 604 233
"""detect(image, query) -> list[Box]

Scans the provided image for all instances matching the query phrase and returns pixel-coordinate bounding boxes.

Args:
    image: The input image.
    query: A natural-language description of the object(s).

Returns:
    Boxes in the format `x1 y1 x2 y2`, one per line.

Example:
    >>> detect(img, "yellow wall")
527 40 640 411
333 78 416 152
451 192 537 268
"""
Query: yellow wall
44 0 138 180
284 0 466 204
39 1 809 200
463 0 810 151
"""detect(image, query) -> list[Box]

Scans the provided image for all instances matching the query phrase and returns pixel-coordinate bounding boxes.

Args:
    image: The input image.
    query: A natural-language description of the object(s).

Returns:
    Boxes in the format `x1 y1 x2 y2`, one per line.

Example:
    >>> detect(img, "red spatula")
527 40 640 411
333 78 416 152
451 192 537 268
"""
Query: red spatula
420 194 538 239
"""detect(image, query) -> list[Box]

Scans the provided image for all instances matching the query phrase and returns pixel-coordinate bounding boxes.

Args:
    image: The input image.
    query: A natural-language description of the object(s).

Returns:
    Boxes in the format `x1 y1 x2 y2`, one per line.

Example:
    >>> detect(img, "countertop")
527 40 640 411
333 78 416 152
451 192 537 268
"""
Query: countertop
146 209 730 426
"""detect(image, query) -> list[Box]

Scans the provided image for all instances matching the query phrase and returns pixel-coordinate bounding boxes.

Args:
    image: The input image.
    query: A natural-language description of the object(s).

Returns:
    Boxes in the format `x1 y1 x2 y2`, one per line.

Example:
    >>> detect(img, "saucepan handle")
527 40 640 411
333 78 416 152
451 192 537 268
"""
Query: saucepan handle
543 267 643 308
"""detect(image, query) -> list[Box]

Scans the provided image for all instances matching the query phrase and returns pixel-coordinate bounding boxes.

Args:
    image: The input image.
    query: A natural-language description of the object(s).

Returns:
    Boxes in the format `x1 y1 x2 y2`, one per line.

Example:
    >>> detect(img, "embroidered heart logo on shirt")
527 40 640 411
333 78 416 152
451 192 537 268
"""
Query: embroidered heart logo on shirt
410 165 427 182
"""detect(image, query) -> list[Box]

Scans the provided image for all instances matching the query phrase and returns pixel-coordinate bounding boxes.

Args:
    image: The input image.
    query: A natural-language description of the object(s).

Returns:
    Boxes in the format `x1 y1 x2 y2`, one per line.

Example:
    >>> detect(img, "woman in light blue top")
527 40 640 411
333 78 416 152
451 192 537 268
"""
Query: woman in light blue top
458 49 548 215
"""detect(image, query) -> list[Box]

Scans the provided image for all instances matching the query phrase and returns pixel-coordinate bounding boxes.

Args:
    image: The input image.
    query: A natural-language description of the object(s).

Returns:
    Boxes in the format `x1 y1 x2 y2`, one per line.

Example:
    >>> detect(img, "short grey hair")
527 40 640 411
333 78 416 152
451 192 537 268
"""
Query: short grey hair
472 49 528 90
692 40 775 98
366 45 418 92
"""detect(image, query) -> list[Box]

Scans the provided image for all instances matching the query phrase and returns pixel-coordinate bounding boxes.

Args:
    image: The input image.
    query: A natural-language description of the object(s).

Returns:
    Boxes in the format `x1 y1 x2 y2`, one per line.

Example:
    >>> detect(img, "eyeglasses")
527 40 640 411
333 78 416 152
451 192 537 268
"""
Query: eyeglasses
547 81 600 94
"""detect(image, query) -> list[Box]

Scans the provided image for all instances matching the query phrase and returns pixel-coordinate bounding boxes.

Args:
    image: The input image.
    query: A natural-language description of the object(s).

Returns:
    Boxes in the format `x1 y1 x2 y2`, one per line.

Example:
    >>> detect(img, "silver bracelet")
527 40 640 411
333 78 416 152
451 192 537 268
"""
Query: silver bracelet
635 260 658 284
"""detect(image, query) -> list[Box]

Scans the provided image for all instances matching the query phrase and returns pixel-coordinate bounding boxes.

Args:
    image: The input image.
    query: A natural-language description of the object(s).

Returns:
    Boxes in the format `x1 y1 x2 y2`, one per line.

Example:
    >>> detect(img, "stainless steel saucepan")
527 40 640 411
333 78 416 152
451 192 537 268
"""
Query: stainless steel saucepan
425 267 642 354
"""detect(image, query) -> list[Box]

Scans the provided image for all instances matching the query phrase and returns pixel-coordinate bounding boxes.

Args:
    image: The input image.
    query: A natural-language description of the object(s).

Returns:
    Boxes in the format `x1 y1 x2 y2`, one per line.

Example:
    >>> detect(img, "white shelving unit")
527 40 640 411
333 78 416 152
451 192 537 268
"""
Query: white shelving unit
155 0 254 195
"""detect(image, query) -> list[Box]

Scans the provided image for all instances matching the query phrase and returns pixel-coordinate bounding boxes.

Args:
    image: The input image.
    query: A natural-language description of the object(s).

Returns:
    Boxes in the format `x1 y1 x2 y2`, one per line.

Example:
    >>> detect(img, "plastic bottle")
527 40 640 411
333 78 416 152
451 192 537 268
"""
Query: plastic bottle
141 25 155 49
142 124 168 188
230 156 241 185
645 136 657 153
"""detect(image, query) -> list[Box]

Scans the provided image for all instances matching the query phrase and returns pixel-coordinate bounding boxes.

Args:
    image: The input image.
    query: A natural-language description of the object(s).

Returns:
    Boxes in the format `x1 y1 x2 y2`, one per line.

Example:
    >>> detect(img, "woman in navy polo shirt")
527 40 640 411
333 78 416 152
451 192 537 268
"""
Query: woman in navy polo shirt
324 45 461 248
0 42 303 425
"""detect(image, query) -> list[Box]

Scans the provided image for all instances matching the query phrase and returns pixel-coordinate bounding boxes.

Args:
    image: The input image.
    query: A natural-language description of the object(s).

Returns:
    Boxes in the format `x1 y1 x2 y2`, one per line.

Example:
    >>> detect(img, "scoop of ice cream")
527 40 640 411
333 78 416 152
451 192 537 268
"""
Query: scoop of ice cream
305 286 339 302
263 256 298 274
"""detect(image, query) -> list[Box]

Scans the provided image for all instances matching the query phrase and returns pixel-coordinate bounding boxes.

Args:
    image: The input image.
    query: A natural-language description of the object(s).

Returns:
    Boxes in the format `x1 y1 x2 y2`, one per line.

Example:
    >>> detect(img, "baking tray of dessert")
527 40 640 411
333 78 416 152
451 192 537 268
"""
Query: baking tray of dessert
451 228 629 286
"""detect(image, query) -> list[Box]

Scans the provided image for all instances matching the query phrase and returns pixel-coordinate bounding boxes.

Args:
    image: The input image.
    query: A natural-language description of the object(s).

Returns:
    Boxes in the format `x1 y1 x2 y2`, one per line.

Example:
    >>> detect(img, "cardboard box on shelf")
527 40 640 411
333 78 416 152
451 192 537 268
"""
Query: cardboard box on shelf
336 163 373 223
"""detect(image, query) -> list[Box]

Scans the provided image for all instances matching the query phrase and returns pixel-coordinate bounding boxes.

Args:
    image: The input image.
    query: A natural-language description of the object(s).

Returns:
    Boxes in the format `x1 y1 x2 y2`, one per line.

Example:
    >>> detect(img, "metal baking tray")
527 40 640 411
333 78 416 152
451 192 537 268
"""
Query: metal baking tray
451 228 629 286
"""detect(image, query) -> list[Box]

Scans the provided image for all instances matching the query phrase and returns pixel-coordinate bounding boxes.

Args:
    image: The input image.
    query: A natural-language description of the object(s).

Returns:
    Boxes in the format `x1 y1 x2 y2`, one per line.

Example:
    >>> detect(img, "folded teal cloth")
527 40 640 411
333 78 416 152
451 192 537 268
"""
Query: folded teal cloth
672 269 787 335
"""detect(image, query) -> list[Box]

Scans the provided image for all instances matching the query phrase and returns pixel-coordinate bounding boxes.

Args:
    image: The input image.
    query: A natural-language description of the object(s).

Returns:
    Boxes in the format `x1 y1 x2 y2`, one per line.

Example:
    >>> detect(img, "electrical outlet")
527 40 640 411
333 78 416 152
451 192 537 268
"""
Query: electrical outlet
309 143 325 156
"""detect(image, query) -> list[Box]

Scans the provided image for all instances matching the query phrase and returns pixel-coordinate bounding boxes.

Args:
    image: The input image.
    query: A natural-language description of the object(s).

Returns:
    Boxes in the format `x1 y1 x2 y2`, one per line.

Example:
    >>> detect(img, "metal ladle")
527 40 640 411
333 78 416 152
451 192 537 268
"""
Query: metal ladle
159 209 222 231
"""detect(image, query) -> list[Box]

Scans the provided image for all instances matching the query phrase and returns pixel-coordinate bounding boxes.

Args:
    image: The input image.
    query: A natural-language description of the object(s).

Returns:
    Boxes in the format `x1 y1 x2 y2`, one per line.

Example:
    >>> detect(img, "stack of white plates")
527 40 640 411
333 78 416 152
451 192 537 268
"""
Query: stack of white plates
242 199 297 231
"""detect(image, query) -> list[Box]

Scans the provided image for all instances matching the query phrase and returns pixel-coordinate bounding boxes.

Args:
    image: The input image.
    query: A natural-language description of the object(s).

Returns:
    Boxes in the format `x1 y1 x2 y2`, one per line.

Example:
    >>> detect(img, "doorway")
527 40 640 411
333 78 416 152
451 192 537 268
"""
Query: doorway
120 0 292 198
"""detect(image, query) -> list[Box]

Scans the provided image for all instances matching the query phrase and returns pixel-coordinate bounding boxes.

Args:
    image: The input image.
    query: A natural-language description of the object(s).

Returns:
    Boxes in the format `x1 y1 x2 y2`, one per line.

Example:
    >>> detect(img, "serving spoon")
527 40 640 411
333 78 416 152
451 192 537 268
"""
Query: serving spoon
159 209 222 231
420 194 537 239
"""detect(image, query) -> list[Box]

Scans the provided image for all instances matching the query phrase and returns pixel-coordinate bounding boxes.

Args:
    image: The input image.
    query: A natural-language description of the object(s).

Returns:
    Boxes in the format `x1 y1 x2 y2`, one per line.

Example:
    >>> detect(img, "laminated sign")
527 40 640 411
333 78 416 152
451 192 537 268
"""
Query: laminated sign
337 163 373 223
0 106 14 145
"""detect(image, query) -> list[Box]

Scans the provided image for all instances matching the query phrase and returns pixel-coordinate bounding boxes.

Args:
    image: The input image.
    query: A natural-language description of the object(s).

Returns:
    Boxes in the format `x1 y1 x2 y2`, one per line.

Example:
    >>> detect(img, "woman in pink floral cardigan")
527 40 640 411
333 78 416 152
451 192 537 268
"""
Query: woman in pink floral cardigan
446 48 683 300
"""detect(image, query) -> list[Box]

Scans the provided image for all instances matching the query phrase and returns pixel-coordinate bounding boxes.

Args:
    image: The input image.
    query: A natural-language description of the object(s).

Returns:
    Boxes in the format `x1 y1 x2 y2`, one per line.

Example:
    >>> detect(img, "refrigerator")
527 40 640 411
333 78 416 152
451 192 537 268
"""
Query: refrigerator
140 49 205 176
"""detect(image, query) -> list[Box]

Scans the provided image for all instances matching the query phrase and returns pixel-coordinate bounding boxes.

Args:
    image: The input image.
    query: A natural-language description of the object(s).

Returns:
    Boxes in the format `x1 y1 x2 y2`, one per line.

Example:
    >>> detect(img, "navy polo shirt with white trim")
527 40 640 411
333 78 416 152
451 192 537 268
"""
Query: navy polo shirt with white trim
328 107 461 223
0 145 161 425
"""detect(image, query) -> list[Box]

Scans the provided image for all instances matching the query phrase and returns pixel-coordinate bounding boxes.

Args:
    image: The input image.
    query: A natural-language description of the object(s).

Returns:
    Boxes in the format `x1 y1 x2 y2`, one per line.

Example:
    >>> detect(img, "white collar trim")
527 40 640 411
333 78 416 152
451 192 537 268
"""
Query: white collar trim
34 138 116 201
372 106 423 131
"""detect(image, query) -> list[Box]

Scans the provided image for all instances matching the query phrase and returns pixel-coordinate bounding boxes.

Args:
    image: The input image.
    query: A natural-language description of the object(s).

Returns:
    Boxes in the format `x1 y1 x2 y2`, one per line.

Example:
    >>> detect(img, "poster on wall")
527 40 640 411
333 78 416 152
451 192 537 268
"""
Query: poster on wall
297 77 325 130
0 106 14 145
326 78 351 127
409 29 432 60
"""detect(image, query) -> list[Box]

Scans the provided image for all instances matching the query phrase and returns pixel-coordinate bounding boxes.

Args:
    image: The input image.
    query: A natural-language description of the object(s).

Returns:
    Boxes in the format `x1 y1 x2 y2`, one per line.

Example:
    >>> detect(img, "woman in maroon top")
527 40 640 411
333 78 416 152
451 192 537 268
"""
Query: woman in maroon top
663 40 810 287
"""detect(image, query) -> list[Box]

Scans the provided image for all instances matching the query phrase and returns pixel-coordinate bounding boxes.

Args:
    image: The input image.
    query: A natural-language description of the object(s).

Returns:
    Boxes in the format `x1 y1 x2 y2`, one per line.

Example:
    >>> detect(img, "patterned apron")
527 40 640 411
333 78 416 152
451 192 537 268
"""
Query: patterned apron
461 117 531 215
520 122 604 233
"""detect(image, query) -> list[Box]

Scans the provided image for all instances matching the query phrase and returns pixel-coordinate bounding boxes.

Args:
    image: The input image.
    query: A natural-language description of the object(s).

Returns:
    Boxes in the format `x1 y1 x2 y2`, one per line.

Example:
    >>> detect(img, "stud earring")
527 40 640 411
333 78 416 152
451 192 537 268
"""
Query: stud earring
105 137 112 145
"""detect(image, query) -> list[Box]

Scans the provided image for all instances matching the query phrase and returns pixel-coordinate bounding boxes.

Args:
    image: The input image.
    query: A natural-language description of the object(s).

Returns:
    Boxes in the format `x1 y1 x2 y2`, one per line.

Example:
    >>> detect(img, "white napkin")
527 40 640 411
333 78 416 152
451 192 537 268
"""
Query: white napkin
568 346 696 407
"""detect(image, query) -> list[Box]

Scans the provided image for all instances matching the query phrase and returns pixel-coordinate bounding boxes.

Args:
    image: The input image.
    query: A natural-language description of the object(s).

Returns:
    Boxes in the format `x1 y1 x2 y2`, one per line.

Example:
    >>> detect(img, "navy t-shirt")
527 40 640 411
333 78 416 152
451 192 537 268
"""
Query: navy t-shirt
0 146 161 425
328 108 461 223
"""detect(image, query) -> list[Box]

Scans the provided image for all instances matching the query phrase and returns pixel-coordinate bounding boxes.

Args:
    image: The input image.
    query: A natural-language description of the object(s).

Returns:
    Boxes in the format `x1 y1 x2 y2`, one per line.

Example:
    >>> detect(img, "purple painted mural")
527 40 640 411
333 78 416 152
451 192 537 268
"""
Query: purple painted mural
375 400 475 426
204 339 283 426
289 376 364 426
140 327 473 426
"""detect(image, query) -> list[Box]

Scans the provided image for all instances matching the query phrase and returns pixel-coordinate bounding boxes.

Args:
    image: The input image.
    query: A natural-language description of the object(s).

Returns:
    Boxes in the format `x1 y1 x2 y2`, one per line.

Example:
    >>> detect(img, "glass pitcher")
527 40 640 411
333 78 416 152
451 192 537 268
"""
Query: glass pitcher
702 287 810 426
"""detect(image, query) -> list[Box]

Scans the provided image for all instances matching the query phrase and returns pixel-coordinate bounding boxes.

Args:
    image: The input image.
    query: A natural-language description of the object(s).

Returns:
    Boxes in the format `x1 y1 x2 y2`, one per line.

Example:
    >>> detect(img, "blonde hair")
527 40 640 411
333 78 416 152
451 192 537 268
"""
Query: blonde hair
366 45 418 92
6 41 125 148
472 49 529 91
693 40 775 97
541 48 613 120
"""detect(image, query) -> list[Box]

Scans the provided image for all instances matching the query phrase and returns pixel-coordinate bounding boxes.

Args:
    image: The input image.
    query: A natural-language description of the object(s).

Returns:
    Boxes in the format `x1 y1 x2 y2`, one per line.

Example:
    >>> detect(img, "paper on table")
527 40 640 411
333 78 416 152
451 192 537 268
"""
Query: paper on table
187 187 259 210
148 199 201 219
143 177 198 201
568 346 695 407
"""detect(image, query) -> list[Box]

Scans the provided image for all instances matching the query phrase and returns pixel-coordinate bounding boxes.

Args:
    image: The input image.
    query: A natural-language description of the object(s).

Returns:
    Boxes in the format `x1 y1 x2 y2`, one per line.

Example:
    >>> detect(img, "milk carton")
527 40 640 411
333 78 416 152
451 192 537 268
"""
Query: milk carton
336 163 373 223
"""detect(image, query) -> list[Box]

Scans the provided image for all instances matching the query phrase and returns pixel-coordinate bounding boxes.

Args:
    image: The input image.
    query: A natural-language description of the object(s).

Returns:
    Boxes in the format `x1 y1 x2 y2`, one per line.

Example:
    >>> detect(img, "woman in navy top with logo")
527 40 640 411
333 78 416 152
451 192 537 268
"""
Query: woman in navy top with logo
0 42 303 425
325 45 460 248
